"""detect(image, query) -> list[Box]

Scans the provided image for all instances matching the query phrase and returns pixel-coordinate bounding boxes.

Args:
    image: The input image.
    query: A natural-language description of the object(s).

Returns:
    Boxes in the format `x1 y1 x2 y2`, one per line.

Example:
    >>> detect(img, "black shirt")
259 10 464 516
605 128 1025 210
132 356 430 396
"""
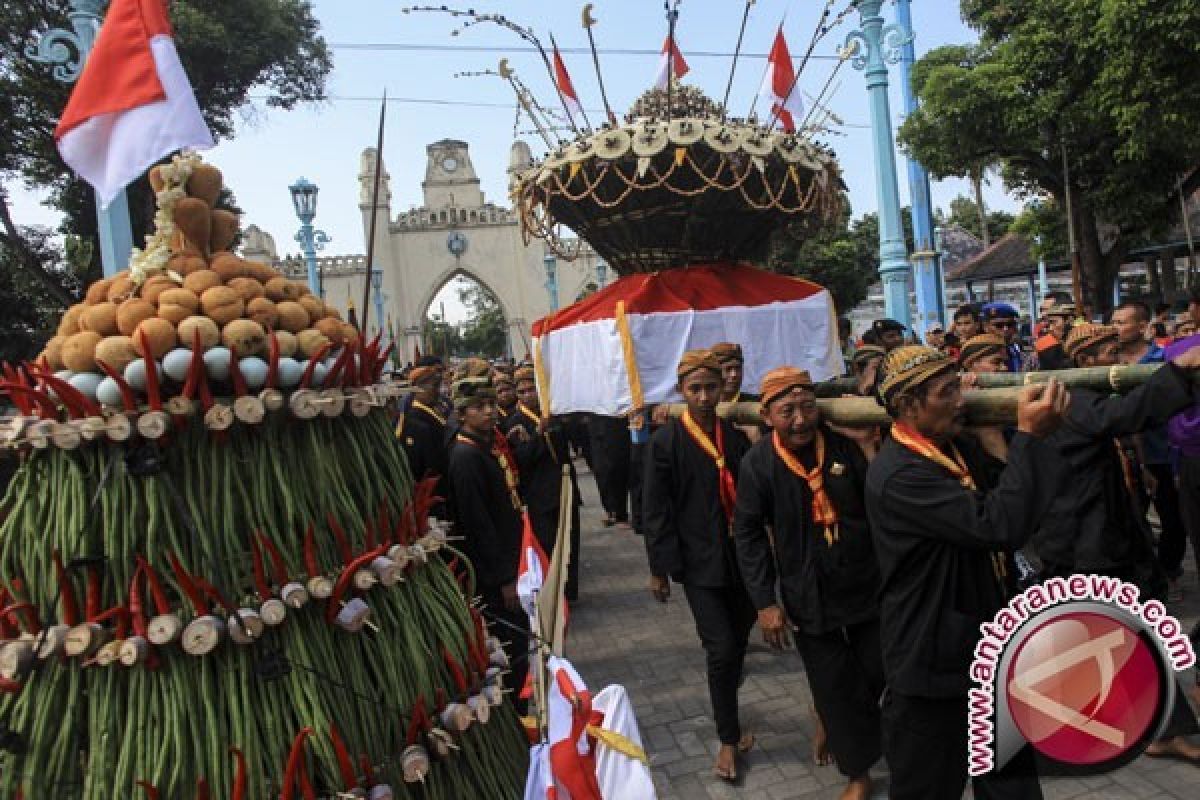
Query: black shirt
447 430 523 591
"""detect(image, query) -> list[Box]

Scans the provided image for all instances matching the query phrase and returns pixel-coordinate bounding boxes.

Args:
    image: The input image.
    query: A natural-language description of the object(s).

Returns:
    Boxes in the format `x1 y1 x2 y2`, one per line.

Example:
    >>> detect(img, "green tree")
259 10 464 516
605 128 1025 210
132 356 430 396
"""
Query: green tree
0 221 90 361
940 194 1014 246
0 0 331 315
456 281 508 358
898 0 1200 312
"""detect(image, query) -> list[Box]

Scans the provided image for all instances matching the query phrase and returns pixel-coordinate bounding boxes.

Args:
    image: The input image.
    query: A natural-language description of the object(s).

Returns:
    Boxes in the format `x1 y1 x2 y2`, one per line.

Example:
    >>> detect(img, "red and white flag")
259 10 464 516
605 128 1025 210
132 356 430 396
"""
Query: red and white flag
552 44 584 122
653 35 689 90
757 27 804 131
55 0 213 207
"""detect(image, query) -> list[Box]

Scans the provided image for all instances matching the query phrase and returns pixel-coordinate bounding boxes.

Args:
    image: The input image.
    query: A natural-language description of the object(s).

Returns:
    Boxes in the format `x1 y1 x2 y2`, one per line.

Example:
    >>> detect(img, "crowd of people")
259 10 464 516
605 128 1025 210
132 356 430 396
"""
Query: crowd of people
389 284 1200 799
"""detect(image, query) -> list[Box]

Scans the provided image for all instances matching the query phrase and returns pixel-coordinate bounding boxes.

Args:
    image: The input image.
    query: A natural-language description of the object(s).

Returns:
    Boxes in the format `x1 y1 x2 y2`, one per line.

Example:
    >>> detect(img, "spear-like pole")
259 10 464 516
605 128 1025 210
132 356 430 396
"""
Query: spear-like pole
360 91 387 336
721 0 756 117
549 31 592 131
767 0 847 130
664 0 681 122
581 3 617 125
499 59 556 149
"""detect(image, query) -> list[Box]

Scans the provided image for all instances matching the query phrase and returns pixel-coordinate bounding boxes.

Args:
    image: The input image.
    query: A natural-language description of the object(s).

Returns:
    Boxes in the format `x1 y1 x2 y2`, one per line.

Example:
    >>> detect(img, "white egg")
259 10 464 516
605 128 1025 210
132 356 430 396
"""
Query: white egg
203 347 232 382
162 348 195 383
277 358 304 388
67 372 104 401
238 357 269 390
96 377 124 407
54 370 76 383
123 359 163 391
312 363 328 386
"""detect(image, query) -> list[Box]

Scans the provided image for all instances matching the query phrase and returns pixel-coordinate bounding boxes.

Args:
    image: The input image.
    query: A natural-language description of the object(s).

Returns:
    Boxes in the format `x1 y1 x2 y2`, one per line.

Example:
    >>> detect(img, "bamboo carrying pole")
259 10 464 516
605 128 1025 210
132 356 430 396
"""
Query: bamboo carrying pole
672 363 1196 427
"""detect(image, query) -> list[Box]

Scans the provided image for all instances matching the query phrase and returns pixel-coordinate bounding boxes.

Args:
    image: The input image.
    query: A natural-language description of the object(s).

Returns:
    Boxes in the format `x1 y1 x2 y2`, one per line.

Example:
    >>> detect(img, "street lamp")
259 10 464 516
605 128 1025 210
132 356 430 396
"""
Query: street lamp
845 0 913 330
26 0 133 277
543 252 559 311
289 177 331 297
369 268 385 336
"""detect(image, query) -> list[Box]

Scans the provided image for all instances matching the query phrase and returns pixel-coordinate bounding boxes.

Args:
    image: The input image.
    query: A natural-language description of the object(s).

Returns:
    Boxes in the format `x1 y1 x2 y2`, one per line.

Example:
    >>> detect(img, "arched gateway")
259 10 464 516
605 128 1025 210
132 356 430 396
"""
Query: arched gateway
267 140 601 362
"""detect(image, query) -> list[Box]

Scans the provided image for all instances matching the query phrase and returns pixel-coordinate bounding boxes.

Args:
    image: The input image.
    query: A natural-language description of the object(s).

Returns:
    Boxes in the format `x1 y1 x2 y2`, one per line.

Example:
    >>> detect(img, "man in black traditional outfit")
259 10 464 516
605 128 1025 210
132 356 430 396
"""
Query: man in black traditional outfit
734 366 882 800
503 367 582 602
493 370 519 428
397 364 450 516
643 349 754 781
866 345 1071 799
711 342 759 404
446 376 528 692
588 413 632 528
1032 323 1200 760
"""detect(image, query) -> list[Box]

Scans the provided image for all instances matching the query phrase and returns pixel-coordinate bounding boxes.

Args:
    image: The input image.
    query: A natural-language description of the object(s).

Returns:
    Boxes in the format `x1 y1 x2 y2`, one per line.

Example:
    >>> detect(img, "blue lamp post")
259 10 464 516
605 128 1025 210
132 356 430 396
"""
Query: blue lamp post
370 268 385 336
544 252 559 311
289 178 330 297
26 0 133 277
894 0 944 334
845 0 913 330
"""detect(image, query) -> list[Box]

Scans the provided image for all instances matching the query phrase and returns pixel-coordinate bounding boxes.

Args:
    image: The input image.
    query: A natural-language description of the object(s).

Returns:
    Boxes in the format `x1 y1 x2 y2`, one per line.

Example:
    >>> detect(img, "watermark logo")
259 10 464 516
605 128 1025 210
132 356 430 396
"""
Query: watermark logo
968 575 1196 776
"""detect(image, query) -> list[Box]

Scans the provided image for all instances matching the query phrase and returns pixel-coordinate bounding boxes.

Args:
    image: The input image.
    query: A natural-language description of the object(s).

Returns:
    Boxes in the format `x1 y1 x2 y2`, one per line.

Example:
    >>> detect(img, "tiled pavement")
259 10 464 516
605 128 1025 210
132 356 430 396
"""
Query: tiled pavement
564 460 1200 799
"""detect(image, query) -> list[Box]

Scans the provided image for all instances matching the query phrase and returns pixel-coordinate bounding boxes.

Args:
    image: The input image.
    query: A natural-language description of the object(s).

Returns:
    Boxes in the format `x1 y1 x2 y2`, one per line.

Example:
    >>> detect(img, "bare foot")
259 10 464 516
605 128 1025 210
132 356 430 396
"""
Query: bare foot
1145 736 1200 762
813 714 834 767
838 775 872 800
713 734 755 782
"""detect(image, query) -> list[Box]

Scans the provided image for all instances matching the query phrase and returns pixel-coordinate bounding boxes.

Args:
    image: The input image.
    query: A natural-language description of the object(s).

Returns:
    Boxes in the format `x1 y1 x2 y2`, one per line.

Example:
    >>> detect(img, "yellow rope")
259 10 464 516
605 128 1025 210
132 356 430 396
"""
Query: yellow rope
586 725 650 765
533 334 552 420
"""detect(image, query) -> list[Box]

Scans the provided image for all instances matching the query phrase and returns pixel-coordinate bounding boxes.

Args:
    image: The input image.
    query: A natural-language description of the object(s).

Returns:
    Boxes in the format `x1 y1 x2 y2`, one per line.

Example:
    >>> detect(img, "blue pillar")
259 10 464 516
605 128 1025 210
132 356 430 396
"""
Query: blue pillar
846 1 912 330
27 0 133 277
1026 275 1038 322
544 253 560 311
894 0 942 336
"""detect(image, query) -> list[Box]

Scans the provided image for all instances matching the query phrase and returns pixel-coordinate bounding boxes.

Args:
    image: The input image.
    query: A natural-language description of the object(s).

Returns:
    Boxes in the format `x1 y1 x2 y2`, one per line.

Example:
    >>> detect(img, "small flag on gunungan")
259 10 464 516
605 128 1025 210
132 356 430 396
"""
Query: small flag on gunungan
653 34 690 90
54 0 213 207
757 26 804 132
552 44 584 121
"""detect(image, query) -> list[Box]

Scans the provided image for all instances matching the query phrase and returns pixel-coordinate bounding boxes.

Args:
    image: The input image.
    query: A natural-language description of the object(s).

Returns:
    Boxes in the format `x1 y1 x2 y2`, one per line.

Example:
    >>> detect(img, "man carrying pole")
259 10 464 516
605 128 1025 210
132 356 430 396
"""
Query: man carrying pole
643 349 754 782
866 345 1070 798
734 367 883 800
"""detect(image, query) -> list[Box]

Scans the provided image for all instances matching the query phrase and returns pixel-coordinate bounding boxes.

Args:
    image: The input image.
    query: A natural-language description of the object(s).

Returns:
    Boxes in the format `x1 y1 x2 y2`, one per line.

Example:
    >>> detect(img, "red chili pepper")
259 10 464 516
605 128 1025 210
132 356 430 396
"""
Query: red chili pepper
136 556 171 616
230 747 247 800
195 776 210 800
0 677 23 694
128 562 147 638
435 687 448 714
134 780 159 799
329 722 358 790
136 330 163 411
303 523 320 580
180 329 204 403
85 565 101 621
30 368 100 418
442 644 468 695
1 363 33 415
325 513 353 566
299 343 332 389
0 603 39 635
326 546 386 623
266 328 281 390
167 552 208 616
94 360 139 412
93 605 130 639
0 588 15 639
259 533 289 588
281 727 314 800
250 532 270 600
191 576 233 614
52 550 81 627
228 344 250 398
405 695 427 745
0 382 59 420
359 753 375 788
299 759 316 800
322 345 353 390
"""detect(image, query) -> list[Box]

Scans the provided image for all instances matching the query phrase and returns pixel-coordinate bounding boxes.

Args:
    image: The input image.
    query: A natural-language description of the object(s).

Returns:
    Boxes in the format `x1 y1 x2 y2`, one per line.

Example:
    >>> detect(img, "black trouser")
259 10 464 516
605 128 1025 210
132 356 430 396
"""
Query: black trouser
682 583 757 745
589 415 631 520
1179 455 1200 576
883 692 1043 800
794 619 885 779
480 585 530 707
629 441 646 535
1147 463 1188 578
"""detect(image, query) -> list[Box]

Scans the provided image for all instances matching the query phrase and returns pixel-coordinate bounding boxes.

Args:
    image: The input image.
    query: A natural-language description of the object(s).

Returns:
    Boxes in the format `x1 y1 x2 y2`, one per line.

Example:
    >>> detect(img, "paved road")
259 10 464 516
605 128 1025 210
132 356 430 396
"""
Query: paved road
564 460 1200 799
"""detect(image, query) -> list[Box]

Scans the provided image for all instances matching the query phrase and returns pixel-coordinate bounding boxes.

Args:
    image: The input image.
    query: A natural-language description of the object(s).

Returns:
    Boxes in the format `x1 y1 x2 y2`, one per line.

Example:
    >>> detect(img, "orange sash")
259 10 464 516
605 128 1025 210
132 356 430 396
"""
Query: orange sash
772 430 839 546
457 429 522 510
681 410 737 528
890 422 1008 583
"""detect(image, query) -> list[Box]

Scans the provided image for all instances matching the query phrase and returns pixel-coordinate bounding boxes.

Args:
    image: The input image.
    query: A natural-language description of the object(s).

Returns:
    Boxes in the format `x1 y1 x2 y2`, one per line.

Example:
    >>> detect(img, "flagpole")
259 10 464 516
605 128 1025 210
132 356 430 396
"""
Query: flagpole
581 4 617 125
766 0 840 130
720 1 756 117
360 92 387 336
499 60 556 149
664 0 681 122
27 0 134 277
549 32 592 131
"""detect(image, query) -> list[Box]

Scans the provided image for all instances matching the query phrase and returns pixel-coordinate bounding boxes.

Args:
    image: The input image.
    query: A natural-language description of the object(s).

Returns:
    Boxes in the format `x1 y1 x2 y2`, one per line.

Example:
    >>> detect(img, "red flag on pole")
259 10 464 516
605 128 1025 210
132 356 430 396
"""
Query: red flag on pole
54 0 213 207
653 35 689 89
757 27 804 131
552 45 584 121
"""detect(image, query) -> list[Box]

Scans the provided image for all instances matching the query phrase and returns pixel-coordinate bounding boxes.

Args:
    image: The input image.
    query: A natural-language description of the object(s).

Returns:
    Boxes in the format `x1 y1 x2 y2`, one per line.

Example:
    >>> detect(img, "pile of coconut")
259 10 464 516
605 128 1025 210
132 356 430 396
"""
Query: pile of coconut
37 155 355 405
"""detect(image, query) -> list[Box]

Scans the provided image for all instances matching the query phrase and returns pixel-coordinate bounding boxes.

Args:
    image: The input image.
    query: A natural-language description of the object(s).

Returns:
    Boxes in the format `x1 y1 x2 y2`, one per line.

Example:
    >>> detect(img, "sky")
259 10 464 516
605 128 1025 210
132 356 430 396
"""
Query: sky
11 0 1014 322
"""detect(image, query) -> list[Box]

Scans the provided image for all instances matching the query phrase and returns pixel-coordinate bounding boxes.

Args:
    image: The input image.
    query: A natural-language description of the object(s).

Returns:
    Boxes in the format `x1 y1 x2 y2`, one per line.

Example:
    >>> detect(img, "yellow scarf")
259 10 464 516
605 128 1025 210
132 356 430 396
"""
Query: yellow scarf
772 430 839 546
890 422 1008 584
518 404 560 465
680 409 737 528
